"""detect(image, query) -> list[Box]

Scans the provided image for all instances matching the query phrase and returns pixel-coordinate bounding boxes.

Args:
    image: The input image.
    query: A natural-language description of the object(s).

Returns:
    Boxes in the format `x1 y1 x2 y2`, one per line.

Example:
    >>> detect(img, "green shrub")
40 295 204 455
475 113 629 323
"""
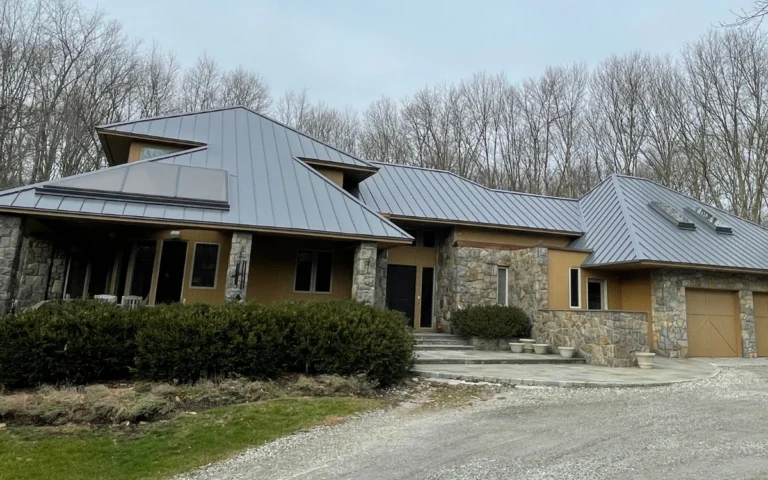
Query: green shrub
0 299 413 389
451 305 531 339
134 302 288 383
277 300 414 386
0 300 137 388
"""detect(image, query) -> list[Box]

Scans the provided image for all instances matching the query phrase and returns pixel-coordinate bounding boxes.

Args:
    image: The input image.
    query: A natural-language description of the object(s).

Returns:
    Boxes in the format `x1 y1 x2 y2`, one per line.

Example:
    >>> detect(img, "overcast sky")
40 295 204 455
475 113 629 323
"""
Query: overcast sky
83 0 754 110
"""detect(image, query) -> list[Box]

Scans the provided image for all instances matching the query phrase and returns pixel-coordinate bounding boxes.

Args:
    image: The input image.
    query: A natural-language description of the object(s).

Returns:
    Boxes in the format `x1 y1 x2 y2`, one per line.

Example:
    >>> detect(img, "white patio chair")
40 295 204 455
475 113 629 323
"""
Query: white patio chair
94 294 117 304
121 295 143 310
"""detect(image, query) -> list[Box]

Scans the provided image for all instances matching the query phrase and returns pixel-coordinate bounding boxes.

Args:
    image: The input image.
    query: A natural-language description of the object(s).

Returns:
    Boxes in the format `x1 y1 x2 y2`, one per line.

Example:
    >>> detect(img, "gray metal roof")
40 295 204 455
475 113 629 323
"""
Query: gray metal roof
98 106 378 172
0 108 411 242
571 174 768 270
358 163 584 234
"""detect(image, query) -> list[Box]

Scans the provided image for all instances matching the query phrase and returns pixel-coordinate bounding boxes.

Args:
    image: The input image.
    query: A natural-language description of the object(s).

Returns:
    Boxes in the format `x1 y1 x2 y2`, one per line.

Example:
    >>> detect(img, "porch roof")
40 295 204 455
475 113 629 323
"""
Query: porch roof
0 108 413 244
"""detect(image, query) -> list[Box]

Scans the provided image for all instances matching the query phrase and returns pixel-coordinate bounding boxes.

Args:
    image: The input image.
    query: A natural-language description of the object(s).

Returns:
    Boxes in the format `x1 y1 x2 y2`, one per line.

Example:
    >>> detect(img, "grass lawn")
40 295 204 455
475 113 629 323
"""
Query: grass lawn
0 396 382 480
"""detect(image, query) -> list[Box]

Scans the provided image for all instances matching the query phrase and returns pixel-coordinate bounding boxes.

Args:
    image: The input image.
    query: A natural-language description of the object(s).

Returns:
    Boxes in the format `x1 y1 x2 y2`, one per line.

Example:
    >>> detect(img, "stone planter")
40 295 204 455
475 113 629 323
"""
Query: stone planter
635 352 656 369
520 338 535 353
533 343 549 355
509 342 524 353
558 346 575 358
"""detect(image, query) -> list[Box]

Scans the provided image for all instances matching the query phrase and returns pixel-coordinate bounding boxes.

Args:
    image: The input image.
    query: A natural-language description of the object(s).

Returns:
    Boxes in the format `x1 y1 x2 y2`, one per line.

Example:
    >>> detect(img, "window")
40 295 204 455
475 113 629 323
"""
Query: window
190 243 220 288
294 250 333 293
497 267 508 306
569 268 580 308
587 279 606 310
139 145 179 160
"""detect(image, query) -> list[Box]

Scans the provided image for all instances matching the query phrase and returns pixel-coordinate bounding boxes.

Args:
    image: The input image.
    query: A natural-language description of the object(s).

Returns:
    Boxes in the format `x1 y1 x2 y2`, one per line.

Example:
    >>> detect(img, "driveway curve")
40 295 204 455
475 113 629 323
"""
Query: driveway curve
178 366 768 480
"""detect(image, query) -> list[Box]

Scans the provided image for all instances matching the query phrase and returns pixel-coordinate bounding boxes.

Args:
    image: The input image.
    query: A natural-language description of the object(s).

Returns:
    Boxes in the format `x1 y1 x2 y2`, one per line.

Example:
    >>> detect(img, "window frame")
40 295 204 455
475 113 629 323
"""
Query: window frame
293 249 334 294
587 278 607 310
188 242 221 290
569 268 581 309
497 266 509 306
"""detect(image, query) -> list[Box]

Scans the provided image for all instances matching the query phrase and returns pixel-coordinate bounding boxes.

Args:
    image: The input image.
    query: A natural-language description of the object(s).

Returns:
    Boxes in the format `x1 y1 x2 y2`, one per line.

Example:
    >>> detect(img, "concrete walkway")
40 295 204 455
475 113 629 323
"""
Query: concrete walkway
414 357 718 387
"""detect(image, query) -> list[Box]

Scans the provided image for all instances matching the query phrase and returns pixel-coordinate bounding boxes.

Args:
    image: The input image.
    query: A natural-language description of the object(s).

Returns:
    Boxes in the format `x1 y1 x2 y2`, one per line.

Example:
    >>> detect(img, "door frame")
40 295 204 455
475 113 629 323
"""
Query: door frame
152 239 189 305
387 241 438 331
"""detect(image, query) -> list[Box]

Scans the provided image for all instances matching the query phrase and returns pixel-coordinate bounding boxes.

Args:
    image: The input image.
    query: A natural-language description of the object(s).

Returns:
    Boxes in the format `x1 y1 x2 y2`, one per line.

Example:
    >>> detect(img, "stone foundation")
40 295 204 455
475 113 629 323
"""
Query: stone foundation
651 269 767 358
0 215 23 314
352 242 377 305
533 309 649 367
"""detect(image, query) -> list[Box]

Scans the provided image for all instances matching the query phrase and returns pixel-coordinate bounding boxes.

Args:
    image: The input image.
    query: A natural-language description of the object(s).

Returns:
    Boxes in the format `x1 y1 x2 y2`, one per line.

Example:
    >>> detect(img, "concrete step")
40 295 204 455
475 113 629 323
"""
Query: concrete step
414 344 474 350
415 339 471 346
414 351 587 365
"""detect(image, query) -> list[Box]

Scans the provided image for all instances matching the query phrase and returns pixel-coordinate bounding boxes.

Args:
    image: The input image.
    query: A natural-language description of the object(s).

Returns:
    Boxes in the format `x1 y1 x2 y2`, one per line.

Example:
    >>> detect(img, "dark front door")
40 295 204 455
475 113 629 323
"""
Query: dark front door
420 267 434 328
155 241 188 304
387 265 416 327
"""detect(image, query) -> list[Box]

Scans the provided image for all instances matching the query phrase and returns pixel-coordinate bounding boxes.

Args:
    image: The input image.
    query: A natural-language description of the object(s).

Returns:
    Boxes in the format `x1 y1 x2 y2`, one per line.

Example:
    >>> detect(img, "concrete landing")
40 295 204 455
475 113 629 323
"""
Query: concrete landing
414 349 586 365
413 357 718 388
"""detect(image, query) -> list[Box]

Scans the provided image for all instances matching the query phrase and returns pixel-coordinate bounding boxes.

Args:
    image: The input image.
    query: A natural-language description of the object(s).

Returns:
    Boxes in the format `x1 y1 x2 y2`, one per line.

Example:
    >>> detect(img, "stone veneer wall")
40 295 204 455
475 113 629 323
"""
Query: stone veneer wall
351 242 377 305
225 232 253 302
651 269 767 358
374 248 387 309
533 309 649 367
15 237 57 310
435 229 549 331
0 215 23 314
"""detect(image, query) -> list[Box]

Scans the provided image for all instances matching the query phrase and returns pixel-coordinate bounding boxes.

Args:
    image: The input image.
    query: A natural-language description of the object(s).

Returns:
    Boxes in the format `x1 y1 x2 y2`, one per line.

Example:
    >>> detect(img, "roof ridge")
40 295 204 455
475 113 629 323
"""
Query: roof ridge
97 106 242 130
240 106 376 169
292 157 413 240
610 174 643 261
372 161 579 202
613 173 768 233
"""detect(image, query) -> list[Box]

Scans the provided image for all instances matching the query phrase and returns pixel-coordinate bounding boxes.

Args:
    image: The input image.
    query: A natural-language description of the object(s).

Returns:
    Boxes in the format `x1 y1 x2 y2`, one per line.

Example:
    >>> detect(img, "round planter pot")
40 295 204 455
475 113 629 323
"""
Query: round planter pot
532 343 549 355
635 352 656 369
509 342 524 353
520 338 535 353
558 346 575 358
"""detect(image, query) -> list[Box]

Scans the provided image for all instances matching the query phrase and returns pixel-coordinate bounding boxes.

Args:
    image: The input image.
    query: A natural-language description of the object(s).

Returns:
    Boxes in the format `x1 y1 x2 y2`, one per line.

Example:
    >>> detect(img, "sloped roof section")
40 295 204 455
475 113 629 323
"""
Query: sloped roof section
573 174 768 270
358 162 583 234
98 106 377 172
0 111 411 243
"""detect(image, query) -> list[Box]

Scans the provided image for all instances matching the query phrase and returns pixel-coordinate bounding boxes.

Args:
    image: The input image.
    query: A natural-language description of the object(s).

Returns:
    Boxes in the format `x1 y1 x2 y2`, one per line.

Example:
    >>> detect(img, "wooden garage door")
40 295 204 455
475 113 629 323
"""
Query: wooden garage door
754 293 768 357
686 289 741 357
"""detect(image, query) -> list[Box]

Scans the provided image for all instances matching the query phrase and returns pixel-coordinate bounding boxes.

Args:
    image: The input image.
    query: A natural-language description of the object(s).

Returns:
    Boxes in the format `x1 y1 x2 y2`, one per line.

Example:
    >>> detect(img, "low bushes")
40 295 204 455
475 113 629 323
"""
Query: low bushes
0 300 413 389
451 305 531 339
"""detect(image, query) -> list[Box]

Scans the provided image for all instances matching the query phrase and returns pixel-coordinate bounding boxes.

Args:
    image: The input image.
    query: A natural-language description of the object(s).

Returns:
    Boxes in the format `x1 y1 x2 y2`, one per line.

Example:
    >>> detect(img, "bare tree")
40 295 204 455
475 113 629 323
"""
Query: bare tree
135 41 178 117
180 52 219 112
722 0 768 27
220 66 271 112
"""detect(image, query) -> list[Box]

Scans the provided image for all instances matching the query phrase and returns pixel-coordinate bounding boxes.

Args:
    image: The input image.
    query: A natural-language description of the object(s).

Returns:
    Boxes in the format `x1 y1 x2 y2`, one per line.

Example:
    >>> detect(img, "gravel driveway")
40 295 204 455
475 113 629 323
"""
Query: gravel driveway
179 366 768 480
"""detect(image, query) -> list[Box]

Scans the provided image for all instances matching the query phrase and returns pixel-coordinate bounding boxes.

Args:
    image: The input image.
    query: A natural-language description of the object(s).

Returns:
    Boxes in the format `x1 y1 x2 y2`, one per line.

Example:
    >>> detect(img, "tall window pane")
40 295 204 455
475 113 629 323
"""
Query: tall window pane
315 252 333 293
191 243 219 288
497 267 508 306
294 251 313 291
569 268 580 308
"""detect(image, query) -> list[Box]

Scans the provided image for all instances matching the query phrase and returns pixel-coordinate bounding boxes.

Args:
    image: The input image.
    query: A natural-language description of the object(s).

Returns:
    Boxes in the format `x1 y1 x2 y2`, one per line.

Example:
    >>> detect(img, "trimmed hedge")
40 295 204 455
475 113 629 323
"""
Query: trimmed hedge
451 305 531 339
0 300 413 389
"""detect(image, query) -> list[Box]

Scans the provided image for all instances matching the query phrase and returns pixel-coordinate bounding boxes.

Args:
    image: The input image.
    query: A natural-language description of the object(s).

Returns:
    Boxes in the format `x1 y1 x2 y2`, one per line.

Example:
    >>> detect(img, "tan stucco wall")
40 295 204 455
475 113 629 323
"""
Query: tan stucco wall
453 226 572 248
548 250 589 309
146 229 231 305
247 236 353 304
313 166 344 187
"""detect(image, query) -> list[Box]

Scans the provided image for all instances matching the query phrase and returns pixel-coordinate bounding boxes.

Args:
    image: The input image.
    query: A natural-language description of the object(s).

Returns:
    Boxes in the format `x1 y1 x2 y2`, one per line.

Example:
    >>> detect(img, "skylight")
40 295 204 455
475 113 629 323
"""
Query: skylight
685 207 733 234
648 201 696 230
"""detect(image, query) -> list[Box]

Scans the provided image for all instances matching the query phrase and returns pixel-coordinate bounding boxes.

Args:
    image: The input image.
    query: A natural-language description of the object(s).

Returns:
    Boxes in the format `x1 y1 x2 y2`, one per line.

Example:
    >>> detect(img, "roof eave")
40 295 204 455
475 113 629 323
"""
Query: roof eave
383 214 584 237
582 259 768 276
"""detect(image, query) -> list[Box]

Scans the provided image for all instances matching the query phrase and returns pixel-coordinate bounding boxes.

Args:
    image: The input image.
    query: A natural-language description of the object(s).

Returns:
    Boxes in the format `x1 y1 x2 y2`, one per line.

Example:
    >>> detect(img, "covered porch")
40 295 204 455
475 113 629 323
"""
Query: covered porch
0 214 385 313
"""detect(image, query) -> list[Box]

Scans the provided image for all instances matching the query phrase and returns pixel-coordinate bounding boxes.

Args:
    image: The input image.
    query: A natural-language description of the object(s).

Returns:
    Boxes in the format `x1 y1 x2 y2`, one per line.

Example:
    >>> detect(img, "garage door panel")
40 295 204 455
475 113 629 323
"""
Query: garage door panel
754 292 768 357
686 289 740 358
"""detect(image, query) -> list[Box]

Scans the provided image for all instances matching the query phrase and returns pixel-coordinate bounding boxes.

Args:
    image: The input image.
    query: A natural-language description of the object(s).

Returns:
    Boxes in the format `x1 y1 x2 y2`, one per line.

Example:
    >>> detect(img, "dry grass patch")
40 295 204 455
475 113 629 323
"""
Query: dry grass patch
0 375 375 426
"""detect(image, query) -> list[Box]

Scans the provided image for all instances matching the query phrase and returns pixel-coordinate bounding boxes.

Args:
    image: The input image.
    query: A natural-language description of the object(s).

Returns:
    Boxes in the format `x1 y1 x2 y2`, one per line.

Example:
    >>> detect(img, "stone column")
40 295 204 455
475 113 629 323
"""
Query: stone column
352 241 377 305
374 248 388 308
225 232 253 302
740 289 757 358
14 237 56 309
0 215 23 315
